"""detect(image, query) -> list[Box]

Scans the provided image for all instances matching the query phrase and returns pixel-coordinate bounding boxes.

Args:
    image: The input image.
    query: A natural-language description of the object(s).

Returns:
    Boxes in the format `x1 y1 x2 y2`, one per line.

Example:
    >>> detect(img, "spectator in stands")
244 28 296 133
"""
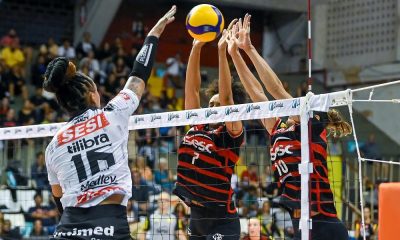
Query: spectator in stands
261 165 277 197
1 109 17 127
6 65 28 100
241 185 259 218
126 47 138 67
99 73 119 103
31 152 49 190
46 38 58 59
146 192 178 240
231 171 240 194
272 208 294 239
241 162 259 187
79 50 101 80
76 32 96 59
30 219 47 237
1 219 22 240
154 157 174 192
97 42 113 74
163 53 183 90
0 97 10 123
245 120 267 146
0 40 25 69
0 29 19 48
112 57 130 80
174 203 189 240
126 199 136 224
57 38 75 59
158 126 176 153
137 156 154 182
30 88 49 123
0 64 9 99
18 99 35 126
38 44 51 64
137 128 157 167
127 198 147 240
131 168 152 221
360 133 387 182
354 206 377 240
27 193 57 230
257 201 273 237
31 55 47 89
241 218 270 240
111 37 123 55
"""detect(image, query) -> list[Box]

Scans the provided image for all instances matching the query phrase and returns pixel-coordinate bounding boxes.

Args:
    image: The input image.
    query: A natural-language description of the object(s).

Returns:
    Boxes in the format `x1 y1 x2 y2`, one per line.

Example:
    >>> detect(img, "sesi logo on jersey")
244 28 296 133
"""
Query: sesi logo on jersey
182 135 213 154
57 113 110 145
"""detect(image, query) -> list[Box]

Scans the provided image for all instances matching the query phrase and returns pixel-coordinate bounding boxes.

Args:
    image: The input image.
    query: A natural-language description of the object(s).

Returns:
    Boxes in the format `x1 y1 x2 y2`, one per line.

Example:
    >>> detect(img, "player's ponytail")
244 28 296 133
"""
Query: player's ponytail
43 57 96 115
326 109 352 138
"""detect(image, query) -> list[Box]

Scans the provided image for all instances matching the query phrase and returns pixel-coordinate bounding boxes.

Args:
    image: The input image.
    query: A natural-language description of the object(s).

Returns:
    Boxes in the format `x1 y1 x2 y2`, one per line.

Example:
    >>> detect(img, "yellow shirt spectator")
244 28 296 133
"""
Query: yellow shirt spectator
0 47 25 68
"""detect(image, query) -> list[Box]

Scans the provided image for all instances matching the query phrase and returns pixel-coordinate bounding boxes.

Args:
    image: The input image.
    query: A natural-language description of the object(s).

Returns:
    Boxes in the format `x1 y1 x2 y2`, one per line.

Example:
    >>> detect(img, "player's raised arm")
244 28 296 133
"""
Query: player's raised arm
218 19 243 136
125 5 176 100
227 26 277 134
237 14 292 101
185 40 205 110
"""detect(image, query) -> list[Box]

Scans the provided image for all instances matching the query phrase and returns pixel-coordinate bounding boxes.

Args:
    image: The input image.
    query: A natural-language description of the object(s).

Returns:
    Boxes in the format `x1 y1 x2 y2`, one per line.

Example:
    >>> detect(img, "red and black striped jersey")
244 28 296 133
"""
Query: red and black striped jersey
173 124 244 214
270 115 337 218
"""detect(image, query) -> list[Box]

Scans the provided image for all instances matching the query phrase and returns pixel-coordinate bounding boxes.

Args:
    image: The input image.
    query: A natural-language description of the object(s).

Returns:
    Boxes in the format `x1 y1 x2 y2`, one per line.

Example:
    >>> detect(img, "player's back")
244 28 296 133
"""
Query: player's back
45 89 139 208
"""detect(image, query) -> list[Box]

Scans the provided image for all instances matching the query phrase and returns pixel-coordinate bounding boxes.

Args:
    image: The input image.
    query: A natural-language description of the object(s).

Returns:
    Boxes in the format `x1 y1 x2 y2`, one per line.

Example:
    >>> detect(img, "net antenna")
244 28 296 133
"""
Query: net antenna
307 0 312 93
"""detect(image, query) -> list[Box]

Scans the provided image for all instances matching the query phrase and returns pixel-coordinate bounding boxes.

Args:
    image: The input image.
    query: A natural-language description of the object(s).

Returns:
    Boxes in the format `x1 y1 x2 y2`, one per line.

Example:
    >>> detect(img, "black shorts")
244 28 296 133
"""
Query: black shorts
51 204 131 240
188 206 240 240
292 214 348 240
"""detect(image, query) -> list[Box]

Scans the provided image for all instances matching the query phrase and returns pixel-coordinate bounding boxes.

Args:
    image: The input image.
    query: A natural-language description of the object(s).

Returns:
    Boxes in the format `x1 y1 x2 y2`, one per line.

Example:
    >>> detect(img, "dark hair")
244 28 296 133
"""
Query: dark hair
205 79 248 104
43 57 96 115
34 193 42 200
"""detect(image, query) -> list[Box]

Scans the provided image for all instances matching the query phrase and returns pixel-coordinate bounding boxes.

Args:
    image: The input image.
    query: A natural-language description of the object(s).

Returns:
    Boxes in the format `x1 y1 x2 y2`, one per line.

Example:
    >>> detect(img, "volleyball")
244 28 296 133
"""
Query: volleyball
186 4 225 42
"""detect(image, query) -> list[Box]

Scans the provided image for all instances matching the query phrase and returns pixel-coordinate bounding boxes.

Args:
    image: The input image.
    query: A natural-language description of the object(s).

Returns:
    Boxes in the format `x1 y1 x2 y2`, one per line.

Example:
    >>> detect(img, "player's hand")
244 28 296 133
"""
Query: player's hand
227 25 240 55
192 39 206 49
236 14 253 51
148 5 176 38
218 19 238 50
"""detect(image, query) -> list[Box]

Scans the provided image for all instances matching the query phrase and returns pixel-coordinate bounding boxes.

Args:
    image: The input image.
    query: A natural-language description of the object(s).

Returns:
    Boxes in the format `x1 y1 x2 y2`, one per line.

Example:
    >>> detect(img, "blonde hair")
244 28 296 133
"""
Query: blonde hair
326 109 352 138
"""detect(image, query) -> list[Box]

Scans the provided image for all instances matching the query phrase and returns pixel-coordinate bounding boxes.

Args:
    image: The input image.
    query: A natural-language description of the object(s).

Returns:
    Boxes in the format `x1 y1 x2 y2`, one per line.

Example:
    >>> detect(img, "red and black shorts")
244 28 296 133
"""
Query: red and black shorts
188 206 240 240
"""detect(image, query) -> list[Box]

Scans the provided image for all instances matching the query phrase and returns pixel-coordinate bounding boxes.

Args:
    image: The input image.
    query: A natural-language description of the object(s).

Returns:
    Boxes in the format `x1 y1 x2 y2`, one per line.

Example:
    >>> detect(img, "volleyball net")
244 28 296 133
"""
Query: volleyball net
0 83 399 240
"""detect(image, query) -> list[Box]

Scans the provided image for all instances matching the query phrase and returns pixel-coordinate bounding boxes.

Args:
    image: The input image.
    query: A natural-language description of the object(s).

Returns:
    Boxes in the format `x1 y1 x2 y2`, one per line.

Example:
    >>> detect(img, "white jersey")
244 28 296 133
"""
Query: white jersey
146 212 177 240
45 89 139 208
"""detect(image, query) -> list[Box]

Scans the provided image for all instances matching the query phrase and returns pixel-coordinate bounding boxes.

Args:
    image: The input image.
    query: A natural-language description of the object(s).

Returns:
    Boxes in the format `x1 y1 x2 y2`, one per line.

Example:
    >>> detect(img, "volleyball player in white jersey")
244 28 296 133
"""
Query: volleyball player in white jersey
44 6 176 240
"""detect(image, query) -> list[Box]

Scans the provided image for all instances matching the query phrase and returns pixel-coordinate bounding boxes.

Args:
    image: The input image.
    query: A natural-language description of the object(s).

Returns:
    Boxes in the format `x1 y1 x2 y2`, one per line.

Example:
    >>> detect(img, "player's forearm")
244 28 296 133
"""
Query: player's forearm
230 50 268 103
125 76 145 99
126 36 159 99
184 46 202 109
245 46 292 100
218 48 234 106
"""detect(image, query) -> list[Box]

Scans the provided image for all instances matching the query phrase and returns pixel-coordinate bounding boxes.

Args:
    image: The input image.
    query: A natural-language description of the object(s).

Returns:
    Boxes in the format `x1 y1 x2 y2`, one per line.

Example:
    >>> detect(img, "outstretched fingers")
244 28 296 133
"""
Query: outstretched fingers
163 5 177 24
245 14 251 33
227 18 238 31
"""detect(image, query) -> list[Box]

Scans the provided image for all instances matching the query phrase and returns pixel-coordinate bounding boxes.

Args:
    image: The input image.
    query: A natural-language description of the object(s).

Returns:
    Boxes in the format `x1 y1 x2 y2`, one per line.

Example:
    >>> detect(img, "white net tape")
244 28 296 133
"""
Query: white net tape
0 90 350 140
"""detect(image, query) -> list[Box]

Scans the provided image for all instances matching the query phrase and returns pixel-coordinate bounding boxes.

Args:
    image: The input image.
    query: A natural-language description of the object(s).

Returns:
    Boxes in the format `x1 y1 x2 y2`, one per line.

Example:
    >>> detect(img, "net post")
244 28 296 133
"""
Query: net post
299 92 313 240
